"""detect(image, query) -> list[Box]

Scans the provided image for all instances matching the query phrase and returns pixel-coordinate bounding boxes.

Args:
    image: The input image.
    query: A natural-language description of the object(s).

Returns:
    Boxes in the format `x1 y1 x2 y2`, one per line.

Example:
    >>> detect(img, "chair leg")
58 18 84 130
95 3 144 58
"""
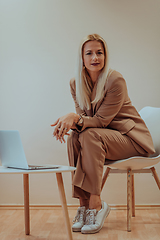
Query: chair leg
101 167 111 190
132 174 135 217
150 167 160 190
127 168 132 232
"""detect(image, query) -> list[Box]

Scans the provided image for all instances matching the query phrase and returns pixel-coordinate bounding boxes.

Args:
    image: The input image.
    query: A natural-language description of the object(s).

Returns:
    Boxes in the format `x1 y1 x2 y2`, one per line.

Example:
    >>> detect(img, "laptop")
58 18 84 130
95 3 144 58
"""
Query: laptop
0 130 59 170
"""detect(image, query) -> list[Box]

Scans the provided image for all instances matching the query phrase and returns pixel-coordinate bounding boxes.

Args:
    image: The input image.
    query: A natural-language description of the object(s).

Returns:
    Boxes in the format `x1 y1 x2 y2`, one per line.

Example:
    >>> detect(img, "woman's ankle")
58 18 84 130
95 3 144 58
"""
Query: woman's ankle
79 198 89 209
89 194 101 211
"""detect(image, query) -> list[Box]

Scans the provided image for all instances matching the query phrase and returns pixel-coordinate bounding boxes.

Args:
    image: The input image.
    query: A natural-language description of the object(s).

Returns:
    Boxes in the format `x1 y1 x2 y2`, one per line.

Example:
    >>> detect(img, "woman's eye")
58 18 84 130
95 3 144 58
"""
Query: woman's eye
86 52 91 55
97 52 103 55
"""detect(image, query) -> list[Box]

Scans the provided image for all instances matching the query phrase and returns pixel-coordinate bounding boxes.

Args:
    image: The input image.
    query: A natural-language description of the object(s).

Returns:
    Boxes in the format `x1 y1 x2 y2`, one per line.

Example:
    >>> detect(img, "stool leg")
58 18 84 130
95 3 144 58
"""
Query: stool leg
56 173 73 240
127 169 132 232
150 167 160 190
132 174 135 217
101 167 111 190
23 174 30 235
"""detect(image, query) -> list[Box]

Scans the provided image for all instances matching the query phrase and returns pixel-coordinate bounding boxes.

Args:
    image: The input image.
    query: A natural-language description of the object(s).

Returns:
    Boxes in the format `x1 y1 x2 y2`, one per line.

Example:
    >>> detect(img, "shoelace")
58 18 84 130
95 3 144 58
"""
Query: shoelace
72 208 85 224
85 209 97 225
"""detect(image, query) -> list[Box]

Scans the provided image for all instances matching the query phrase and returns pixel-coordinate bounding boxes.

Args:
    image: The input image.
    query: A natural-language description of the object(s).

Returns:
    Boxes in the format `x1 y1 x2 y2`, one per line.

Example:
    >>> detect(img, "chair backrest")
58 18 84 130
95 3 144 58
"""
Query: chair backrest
139 106 160 157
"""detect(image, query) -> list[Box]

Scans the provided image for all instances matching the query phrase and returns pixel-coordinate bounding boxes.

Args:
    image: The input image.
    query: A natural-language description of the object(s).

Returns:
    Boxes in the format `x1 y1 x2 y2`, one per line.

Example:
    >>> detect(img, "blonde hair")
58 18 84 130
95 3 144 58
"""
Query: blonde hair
75 34 110 110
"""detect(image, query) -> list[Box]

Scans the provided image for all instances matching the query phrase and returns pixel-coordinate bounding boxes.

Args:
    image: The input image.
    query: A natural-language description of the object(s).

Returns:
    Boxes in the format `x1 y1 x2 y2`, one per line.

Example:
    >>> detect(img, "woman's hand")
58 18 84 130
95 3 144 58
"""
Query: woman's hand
51 113 79 143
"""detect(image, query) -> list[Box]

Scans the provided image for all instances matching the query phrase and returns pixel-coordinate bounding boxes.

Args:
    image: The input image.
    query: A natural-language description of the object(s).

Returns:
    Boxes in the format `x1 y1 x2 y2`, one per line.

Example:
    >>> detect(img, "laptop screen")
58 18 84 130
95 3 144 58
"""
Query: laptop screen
0 130 29 169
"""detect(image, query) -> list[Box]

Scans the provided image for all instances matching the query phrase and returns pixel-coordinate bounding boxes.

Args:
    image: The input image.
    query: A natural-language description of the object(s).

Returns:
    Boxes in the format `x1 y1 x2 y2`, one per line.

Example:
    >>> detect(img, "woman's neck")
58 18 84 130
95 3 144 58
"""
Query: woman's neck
89 71 101 85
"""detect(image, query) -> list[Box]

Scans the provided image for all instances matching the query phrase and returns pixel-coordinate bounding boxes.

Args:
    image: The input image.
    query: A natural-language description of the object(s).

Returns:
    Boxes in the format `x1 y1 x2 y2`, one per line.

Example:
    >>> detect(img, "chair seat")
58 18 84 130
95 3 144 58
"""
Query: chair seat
106 155 160 170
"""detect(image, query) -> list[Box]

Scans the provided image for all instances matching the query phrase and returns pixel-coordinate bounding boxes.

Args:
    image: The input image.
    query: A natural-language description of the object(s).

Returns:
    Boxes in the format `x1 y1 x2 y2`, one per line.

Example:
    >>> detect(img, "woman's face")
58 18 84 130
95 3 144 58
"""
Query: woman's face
82 40 105 76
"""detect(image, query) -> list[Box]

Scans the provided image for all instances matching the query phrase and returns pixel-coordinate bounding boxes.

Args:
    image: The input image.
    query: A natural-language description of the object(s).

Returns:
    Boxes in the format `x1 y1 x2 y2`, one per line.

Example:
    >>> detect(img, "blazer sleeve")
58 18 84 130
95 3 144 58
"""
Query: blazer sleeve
70 77 127 132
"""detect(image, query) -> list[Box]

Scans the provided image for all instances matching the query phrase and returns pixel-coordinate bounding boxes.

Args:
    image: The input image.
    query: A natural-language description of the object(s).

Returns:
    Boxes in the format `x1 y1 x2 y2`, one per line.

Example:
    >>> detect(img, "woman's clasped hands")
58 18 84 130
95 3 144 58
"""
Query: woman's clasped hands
51 112 79 143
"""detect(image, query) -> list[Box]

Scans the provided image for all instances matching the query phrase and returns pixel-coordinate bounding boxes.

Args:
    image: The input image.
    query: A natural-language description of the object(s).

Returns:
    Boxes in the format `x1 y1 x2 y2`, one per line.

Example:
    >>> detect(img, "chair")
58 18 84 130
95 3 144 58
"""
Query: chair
101 106 160 232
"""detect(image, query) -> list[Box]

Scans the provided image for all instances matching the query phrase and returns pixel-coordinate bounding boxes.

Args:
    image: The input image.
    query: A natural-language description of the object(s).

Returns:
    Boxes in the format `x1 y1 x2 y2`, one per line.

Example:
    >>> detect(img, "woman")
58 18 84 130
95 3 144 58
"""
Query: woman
51 34 155 234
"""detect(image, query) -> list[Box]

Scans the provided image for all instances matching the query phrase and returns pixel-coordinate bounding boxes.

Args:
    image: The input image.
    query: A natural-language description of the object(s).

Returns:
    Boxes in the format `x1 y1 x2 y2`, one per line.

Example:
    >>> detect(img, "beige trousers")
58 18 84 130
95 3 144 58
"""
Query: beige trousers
67 128 147 200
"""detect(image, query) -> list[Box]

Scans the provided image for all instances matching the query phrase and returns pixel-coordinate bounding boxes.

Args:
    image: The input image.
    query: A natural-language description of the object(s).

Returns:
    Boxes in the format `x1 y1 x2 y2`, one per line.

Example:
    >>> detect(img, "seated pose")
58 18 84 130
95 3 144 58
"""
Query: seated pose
51 34 155 234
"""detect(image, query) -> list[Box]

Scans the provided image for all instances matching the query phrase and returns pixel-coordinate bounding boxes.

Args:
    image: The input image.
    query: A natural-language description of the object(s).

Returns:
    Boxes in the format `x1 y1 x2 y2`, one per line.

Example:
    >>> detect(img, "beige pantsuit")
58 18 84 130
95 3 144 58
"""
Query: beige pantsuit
67 70 155 199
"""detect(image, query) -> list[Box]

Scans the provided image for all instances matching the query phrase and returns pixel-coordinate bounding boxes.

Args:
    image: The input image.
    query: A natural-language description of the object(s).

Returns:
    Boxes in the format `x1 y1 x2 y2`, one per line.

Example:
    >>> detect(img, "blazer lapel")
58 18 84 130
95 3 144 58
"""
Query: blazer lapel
92 98 104 115
91 75 110 115
91 84 106 115
85 108 93 117
91 82 98 114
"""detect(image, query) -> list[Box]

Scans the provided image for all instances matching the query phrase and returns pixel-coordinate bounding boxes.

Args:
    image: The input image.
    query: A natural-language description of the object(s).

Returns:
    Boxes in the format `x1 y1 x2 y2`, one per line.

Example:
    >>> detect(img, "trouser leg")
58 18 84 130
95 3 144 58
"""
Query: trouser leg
67 131 80 168
67 131 90 199
67 129 107 198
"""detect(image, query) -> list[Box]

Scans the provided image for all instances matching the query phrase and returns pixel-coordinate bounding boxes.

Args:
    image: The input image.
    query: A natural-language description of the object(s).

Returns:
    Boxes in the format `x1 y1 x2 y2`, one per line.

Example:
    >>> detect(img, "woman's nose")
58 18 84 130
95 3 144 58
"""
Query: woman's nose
92 53 98 61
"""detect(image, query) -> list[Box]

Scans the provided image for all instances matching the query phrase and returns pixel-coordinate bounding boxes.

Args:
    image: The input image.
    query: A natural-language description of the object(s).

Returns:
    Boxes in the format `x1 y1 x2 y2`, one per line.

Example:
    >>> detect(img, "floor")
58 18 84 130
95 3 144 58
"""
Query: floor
0 207 160 240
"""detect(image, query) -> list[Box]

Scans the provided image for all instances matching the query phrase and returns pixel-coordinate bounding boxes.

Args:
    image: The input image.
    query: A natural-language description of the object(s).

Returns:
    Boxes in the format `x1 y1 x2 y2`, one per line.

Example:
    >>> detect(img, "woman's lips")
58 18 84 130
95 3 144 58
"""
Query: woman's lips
91 63 100 66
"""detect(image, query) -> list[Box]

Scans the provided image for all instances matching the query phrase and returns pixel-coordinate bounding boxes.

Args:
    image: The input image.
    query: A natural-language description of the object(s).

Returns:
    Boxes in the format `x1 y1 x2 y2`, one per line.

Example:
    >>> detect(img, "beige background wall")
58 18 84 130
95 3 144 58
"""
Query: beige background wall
0 0 160 206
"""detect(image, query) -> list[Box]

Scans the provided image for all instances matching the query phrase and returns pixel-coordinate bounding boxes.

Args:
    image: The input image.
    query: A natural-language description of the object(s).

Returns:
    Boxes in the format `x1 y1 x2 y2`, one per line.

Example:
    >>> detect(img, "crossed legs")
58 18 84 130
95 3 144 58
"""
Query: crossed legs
67 128 145 233
67 128 141 209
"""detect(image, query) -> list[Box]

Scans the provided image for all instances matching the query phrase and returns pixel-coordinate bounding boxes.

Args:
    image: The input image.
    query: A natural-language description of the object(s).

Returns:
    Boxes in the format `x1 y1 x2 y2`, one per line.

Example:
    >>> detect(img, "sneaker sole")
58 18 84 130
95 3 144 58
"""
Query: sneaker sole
81 205 111 234
72 227 82 232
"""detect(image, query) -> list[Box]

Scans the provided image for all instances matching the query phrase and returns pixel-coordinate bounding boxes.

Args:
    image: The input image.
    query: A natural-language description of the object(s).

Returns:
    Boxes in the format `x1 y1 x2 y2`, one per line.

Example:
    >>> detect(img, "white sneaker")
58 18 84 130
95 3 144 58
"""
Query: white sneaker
81 201 110 234
72 206 86 232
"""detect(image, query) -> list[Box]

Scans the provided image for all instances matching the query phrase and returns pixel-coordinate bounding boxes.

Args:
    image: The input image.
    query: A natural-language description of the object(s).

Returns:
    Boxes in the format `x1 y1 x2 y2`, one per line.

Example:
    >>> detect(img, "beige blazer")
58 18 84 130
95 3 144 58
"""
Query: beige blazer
70 70 155 155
